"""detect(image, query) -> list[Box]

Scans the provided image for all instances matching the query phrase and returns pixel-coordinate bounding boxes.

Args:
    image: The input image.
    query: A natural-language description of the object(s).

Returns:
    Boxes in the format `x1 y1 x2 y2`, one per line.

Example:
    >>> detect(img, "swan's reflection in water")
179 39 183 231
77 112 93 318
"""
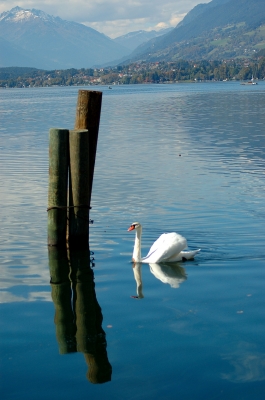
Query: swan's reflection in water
132 262 187 298
48 247 112 384
132 263 144 299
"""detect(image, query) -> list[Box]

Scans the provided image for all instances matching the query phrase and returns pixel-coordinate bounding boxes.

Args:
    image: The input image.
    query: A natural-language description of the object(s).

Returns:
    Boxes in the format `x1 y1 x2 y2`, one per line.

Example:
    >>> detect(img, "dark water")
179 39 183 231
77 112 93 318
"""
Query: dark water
0 82 265 399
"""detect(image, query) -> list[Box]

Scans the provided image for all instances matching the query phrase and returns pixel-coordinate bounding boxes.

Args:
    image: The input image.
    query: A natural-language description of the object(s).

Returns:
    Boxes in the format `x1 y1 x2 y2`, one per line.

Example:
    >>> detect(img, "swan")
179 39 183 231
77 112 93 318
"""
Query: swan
128 222 200 263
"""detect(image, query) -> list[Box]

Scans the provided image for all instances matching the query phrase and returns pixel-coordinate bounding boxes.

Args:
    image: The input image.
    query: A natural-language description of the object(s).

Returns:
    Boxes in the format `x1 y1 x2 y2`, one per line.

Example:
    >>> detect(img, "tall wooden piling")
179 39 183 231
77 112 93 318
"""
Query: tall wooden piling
48 90 102 248
68 129 90 248
47 128 69 247
74 90 102 204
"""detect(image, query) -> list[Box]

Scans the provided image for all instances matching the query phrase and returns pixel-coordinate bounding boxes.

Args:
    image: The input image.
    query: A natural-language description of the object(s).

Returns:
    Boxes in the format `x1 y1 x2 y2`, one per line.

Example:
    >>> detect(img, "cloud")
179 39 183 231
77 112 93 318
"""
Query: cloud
0 1 211 37
222 343 265 383
223 354 265 383
169 13 187 27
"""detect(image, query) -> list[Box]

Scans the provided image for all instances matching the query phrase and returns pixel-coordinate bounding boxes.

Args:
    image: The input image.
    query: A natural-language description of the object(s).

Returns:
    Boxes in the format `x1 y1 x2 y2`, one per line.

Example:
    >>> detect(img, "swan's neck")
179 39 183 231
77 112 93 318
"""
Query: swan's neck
133 228 142 262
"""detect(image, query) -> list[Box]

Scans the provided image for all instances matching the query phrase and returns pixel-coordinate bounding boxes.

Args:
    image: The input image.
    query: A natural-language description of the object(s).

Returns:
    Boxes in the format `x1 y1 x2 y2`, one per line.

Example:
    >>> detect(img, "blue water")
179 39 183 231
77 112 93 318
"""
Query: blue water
0 82 265 399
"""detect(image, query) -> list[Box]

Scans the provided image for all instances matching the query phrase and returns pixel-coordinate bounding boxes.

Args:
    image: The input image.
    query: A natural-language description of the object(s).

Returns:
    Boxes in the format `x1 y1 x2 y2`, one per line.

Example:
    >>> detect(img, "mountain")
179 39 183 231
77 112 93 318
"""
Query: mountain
113 28 173 52
124 0 265 63
2 2 265 70
0 7 130 69
0 36 37 67
177 0 231 28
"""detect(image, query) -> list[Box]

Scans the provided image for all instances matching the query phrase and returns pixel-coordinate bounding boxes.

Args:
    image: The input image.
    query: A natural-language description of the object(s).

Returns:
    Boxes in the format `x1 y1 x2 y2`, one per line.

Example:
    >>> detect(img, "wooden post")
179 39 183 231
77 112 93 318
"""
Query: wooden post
48 246 69 284
68 129 90 248
47 128 69 247
74 90 102 204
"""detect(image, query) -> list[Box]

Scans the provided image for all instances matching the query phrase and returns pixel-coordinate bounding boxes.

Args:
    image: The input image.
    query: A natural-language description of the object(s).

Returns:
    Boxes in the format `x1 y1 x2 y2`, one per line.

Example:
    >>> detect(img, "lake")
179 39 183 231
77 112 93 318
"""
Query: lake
0 82 265 399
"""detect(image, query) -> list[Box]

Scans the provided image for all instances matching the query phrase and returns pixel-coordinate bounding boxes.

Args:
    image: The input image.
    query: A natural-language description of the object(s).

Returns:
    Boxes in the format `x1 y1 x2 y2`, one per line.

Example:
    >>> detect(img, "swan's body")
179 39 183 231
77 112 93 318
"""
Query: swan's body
128 222 200 263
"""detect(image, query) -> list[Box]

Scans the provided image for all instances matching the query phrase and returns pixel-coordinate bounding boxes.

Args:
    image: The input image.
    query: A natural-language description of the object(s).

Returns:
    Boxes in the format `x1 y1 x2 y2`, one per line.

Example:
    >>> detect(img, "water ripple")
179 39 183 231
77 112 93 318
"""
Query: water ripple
1 84 265 300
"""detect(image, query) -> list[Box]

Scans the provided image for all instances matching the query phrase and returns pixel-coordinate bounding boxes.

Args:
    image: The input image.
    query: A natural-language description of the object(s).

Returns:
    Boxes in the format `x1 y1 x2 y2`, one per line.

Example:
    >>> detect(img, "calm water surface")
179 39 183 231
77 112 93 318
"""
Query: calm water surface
0 82 265 399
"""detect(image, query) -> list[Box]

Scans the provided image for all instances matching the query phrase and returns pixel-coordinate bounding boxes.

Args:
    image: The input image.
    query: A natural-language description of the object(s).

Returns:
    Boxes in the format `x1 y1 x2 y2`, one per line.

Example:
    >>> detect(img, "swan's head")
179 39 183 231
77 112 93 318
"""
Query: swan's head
128 222 142 232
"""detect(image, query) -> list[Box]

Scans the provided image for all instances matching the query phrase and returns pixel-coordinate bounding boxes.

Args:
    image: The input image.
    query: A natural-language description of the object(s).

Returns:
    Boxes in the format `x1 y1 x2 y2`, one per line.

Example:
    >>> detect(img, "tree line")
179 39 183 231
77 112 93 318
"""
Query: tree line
0 58 265 88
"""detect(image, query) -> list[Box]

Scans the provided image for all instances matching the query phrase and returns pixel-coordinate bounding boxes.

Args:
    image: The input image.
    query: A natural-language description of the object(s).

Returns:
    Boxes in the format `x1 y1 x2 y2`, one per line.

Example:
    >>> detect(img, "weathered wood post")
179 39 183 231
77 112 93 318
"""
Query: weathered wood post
74 90 102 204
68 129 90 248
47 128 69 247
48 91 102 248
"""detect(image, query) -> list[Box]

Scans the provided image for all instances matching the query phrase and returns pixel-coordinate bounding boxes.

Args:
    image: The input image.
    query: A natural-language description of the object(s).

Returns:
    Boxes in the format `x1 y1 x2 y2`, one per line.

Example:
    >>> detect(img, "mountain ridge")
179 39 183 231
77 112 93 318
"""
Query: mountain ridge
0 6 129 69
177 0 231 28
1 1 265 69
113 28 173 52
125 0 265 63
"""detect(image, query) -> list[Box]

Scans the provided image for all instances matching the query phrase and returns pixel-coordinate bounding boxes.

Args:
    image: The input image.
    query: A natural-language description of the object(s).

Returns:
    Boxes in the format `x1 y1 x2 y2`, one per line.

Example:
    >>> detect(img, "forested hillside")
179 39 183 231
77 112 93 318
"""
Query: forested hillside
127 0 265 62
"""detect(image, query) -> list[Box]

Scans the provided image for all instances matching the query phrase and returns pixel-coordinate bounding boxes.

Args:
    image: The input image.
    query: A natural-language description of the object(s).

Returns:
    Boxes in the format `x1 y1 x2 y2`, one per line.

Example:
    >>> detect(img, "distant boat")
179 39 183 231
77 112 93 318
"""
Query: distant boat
108 86 112 89
241 75 258 85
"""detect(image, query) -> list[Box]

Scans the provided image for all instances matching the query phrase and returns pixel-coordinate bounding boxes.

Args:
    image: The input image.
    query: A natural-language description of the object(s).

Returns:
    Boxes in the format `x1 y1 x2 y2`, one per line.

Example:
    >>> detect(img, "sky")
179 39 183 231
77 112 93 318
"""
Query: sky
0 1 211 38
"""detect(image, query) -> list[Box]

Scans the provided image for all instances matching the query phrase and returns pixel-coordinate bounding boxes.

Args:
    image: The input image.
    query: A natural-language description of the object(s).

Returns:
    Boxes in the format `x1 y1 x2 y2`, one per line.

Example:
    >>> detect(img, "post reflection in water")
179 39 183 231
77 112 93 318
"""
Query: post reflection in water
131 262 187 298
48 247 112 384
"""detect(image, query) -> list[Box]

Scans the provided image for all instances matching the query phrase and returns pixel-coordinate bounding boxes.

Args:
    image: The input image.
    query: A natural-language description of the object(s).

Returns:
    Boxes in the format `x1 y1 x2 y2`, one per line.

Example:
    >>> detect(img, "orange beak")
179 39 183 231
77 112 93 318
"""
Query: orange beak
128 225 135 231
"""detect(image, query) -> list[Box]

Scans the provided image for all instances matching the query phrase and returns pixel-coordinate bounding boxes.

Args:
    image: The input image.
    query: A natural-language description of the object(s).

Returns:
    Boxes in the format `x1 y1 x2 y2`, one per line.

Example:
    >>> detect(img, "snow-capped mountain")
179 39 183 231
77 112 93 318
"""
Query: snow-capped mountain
0 6 55 23
0 7 130 69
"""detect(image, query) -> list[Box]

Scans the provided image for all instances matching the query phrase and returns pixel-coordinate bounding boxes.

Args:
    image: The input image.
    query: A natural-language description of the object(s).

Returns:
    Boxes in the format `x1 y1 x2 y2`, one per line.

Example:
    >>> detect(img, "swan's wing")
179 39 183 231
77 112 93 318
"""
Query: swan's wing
142 232 187 263
145 233 171 255
179 249 201 260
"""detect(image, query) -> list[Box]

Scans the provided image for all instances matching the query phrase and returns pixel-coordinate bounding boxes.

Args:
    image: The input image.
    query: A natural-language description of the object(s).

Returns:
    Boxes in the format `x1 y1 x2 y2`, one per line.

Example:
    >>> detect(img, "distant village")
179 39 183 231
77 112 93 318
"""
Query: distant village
1 58 265 88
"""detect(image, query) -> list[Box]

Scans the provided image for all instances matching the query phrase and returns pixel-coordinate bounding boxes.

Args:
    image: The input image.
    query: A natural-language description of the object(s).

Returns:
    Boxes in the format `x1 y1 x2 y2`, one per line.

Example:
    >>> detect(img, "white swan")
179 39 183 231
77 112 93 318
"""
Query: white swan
128 222 200 263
